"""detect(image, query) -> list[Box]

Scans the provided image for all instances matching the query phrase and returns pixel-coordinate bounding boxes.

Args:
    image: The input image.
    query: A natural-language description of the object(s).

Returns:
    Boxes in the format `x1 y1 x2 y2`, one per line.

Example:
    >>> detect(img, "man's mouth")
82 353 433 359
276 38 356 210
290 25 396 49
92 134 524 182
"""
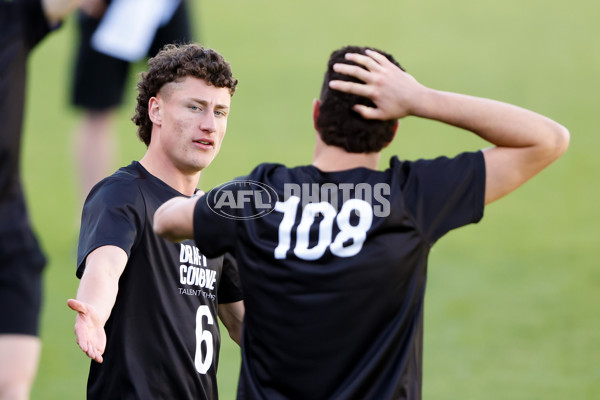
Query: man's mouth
194 139 214 147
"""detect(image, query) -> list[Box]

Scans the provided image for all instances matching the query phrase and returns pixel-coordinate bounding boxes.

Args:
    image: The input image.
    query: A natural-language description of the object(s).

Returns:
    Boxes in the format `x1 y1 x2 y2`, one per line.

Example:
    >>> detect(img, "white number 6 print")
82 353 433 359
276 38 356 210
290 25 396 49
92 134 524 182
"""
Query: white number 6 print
194 305 214 374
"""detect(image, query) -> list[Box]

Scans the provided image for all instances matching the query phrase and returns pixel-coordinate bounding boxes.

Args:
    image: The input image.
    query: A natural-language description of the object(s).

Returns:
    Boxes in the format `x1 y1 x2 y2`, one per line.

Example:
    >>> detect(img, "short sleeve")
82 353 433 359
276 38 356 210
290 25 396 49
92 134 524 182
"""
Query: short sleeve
217 253 243 304
193 190 237 258
76 179 145 277
401 151 485 245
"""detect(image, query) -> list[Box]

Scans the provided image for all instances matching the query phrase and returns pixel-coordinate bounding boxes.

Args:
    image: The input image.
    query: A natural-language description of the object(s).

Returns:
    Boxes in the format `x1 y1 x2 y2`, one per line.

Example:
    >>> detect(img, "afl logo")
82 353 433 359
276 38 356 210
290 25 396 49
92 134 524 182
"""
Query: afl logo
206 180 278 220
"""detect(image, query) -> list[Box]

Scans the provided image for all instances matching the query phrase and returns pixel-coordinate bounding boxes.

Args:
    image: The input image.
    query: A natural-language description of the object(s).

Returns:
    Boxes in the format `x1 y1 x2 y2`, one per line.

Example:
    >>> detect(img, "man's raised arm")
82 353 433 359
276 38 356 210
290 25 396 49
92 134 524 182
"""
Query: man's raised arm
329 49 569 205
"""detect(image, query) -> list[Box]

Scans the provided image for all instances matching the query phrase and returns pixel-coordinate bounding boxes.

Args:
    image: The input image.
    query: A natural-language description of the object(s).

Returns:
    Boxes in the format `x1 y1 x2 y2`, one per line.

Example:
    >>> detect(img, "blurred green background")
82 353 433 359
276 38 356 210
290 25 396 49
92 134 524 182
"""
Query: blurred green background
22 0 598 398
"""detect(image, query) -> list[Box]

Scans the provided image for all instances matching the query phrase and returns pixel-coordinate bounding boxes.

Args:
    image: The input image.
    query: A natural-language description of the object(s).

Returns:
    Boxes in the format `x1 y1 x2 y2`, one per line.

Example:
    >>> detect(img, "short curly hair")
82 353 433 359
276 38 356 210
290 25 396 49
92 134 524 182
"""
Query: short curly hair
132 43 238 146
316 46 404 153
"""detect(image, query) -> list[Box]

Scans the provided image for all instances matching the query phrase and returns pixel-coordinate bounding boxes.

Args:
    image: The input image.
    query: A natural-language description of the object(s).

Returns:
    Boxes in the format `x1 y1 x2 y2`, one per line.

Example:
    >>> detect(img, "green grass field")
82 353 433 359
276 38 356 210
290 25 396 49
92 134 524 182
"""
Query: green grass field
21 0 599 398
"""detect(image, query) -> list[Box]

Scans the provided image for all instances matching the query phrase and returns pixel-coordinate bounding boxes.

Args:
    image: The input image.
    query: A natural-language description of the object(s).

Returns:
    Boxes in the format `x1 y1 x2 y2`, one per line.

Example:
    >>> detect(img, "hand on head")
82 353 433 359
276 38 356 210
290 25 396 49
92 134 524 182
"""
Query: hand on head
328 49 427 121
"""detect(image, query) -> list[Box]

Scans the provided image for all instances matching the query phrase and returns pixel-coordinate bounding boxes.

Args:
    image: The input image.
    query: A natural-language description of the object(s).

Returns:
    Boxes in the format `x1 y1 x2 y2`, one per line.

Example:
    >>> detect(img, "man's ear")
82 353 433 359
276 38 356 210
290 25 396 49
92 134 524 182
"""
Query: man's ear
148 96 162 126
312 99 321 132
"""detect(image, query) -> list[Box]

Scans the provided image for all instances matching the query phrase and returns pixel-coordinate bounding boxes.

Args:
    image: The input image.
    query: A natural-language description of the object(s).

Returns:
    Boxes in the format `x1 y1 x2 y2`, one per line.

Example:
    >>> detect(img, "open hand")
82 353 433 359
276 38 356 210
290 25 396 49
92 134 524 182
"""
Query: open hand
67 299 107 363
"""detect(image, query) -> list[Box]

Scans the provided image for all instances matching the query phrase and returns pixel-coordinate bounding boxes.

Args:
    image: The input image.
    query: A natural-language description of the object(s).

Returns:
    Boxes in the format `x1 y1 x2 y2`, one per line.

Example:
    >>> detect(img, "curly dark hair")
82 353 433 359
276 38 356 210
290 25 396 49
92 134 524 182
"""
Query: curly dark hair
316 46 404 153
132 43 238 146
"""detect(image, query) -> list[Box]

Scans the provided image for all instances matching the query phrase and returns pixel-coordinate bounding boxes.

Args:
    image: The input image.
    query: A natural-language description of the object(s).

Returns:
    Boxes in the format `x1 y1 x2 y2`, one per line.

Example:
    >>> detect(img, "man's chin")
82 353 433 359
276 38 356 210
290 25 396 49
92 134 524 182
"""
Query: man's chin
191 157 216 173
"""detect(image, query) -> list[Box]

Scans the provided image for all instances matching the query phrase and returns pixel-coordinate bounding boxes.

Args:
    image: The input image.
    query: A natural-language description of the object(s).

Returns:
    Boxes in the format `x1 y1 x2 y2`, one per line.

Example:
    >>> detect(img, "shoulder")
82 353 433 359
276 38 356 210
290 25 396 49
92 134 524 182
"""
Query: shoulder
245 162 318 187
90 165 143 195
388 151 483 170
388 152 486 243
85 163 147 208
388 151 484 186
216 162 295 196
245 162 287 180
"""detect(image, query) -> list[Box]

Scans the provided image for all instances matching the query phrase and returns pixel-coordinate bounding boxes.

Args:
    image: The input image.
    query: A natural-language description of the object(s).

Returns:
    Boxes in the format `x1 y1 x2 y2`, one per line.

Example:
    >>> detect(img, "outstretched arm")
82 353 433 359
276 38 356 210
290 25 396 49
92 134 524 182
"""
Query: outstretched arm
329 50 570 205
153 195 202 242
67 245 127 363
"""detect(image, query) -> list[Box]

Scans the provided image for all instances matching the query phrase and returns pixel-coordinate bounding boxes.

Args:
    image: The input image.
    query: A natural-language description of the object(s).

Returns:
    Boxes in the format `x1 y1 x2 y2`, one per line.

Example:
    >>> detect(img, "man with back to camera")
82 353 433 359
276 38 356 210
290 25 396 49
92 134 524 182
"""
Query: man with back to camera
0 0 84 398
152 46 569 399
67 43 244 399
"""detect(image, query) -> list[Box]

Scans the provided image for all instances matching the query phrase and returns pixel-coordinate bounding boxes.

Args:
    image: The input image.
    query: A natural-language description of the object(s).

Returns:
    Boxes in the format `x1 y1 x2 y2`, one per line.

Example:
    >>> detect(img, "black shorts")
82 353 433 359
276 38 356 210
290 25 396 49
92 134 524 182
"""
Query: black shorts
0 195 46 336
71 0 193 110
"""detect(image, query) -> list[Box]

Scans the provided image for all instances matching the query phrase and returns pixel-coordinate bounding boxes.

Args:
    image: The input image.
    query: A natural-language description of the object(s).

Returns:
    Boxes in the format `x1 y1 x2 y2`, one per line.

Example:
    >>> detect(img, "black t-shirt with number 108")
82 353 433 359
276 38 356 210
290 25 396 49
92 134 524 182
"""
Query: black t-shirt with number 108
194 152 485 400
77 161 242 400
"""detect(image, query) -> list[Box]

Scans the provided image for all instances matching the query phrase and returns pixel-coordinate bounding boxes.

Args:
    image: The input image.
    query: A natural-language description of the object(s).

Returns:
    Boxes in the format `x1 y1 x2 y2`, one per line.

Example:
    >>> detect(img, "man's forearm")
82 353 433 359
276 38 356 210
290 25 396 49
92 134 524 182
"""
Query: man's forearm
153 196 199 242
411 88 568 150
76 245 127 323
414 88 569 204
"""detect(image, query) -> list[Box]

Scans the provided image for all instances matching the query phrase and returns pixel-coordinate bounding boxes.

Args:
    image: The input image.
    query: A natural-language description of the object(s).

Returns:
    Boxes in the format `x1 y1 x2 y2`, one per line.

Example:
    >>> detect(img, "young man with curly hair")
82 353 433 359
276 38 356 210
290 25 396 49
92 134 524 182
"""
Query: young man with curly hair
67 43 244 399
153 45 569 399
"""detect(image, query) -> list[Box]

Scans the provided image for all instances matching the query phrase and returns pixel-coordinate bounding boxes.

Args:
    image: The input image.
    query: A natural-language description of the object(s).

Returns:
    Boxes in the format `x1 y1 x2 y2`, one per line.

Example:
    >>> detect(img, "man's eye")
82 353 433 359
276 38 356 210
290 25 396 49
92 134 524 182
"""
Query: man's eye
190 105 200 111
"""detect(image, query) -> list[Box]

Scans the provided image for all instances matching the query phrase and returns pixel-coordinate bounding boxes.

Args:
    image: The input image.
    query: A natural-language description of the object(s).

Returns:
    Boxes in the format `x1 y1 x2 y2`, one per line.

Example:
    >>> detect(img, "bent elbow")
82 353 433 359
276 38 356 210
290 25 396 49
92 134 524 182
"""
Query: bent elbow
554 124 570 157
541 123 570 162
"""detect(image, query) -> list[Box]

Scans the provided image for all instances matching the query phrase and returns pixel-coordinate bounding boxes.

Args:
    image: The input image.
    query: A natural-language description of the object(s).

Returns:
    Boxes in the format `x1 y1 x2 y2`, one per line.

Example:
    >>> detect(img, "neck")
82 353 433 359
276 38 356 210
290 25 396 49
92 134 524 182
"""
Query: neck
312 134 381 172
139 148 201 197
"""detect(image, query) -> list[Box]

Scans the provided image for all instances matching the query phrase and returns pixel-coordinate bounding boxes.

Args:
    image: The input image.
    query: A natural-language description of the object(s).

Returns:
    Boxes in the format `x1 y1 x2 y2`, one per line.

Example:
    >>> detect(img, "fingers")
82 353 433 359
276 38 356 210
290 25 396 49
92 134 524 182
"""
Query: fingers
67 298 86 314
328 49 410 121
332 62 372 83
343 51 385 71
325 87 388 120
81 338 103 363
330 49 389 84
87 345 104 364
73 324 105 363
353 104 385 120
328 50 389 98
328 79 372 98
364 49 393 66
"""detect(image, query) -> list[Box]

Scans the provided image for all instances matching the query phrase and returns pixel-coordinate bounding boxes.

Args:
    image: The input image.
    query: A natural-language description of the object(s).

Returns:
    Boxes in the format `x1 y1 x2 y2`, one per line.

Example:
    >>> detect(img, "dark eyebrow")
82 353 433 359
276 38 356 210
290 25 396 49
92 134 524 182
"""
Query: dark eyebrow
189 98 230 110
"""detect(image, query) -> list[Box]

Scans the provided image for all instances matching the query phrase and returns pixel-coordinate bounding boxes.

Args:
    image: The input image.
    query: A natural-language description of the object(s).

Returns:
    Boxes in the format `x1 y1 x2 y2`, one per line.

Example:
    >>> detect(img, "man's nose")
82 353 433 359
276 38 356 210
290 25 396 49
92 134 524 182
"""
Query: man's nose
200 112 217 132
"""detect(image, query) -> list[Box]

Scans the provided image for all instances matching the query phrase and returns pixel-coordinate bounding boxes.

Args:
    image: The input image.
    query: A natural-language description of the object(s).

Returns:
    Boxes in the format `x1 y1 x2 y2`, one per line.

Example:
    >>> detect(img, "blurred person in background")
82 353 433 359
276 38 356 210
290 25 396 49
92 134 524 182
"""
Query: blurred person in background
70 0 193 206
0 1 83 398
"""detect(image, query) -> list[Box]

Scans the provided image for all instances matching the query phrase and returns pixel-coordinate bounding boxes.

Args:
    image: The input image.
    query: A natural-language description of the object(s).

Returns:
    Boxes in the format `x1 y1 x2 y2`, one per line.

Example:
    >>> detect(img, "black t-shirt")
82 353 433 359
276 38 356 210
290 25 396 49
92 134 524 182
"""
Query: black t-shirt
77 161 243 400
193 152 485 400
